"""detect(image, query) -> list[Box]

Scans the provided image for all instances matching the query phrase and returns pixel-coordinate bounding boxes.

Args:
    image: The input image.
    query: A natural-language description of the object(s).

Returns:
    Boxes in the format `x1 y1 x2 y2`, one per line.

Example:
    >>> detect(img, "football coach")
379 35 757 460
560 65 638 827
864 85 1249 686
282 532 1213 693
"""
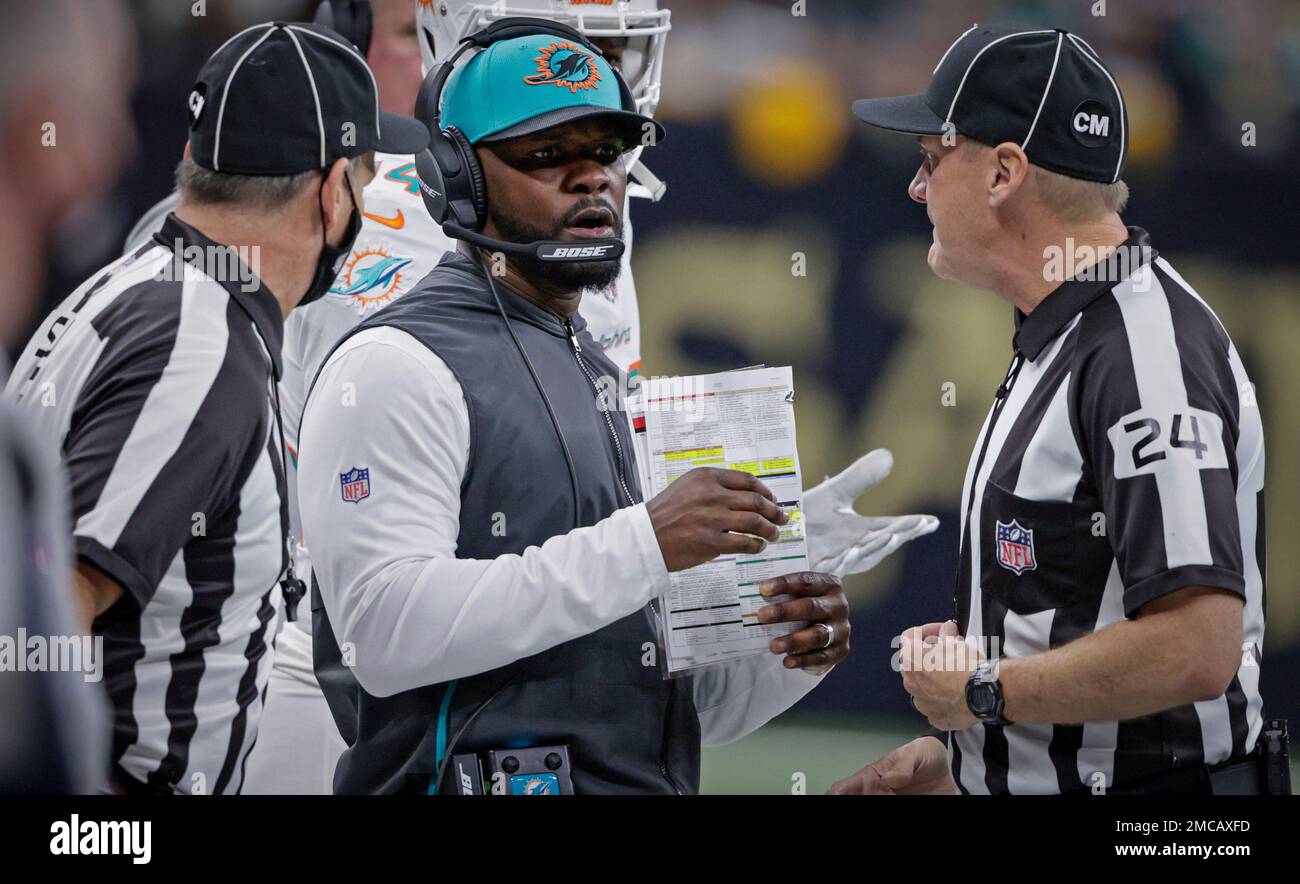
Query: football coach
298 29 850 794
831 23 1270 795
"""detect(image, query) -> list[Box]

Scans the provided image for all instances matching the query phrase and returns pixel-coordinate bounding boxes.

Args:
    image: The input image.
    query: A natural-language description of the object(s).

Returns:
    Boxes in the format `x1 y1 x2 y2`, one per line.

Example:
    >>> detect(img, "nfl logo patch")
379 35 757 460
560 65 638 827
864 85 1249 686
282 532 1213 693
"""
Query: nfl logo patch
995 519 1037 575
340 467 370 503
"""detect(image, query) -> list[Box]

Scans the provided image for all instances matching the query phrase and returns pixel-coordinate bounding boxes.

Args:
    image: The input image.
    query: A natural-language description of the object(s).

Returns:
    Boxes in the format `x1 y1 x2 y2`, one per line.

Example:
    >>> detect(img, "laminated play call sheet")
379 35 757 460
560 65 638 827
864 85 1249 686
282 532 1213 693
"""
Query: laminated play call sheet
631 366 808 675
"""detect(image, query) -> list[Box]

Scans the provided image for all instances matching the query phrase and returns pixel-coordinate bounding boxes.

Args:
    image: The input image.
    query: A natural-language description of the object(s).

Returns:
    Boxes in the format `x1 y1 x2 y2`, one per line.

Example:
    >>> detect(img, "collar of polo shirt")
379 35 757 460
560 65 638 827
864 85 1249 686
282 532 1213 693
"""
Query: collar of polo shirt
1012 227 1156 362
154 213 285 380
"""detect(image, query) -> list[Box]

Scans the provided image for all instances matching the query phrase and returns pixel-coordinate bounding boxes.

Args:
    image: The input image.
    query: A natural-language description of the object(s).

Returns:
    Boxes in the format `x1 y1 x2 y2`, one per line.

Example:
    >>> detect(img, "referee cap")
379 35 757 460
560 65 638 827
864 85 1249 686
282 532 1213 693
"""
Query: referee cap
187 21 429 175
852 23 1128 183
440 33 665 145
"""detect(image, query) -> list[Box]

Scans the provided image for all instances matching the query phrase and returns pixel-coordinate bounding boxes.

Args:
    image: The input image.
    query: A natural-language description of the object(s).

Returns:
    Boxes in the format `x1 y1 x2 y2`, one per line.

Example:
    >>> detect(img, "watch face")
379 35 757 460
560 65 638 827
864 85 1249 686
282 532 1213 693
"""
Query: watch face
969 683 996 715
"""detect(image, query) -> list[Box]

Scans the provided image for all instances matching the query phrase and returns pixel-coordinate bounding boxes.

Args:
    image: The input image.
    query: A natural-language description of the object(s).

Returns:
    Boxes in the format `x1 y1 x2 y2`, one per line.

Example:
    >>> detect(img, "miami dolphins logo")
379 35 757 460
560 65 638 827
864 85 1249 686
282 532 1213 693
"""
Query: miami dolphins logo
523 41 602 93
330 244 413 314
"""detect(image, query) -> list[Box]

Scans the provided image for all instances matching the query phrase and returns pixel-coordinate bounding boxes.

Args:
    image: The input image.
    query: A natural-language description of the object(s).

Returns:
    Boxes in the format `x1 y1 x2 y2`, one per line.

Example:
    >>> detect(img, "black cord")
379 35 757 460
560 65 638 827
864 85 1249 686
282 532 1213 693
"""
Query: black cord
429 259 584 792
482 263 582 524
432 678 514 794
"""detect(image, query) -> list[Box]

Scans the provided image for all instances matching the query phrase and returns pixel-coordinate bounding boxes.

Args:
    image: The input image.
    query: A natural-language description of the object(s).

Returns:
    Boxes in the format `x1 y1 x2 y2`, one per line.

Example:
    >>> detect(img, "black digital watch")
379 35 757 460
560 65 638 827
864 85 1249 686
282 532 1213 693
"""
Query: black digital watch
966 659 1013 726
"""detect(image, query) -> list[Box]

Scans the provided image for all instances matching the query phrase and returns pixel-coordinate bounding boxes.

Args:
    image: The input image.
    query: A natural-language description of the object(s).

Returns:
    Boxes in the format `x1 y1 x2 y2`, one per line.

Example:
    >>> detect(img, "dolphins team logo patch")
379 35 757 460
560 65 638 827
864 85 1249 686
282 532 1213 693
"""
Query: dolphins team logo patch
523 41 602 93
330 243 413 315
511 773 560 795
994 519 1037 575
340 467 371 503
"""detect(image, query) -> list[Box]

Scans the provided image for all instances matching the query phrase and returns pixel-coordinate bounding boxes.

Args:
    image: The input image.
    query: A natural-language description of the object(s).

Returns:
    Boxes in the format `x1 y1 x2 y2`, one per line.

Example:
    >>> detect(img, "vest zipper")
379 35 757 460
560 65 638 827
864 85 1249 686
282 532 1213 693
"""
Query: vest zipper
564 317 684 795
954 351 1026 614
659 760 685 795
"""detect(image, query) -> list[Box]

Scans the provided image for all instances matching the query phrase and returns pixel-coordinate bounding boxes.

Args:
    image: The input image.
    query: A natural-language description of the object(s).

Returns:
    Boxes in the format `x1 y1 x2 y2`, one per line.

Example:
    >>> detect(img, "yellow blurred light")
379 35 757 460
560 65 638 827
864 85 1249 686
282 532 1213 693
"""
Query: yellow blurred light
729 59 849 188
1120 67 1180 169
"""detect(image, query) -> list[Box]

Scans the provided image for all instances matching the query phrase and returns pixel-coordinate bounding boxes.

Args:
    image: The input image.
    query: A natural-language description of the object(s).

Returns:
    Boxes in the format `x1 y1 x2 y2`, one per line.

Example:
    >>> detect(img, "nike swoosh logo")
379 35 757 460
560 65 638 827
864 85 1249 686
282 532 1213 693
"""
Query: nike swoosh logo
363 209 405 229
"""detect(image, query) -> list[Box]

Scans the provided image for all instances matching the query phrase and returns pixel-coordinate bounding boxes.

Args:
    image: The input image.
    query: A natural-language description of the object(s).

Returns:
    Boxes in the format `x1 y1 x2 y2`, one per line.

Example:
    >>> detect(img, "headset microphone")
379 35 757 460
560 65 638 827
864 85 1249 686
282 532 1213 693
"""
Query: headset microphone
444 223 625 263
412 160 624 263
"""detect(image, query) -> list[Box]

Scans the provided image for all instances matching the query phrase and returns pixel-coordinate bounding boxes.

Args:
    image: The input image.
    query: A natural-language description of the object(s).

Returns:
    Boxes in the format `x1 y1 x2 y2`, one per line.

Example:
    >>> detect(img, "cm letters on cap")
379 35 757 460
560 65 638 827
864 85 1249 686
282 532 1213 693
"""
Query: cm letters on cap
1074 111 1109 136
1070 99 1110 147
1106 407 1229 480
188 85 206 127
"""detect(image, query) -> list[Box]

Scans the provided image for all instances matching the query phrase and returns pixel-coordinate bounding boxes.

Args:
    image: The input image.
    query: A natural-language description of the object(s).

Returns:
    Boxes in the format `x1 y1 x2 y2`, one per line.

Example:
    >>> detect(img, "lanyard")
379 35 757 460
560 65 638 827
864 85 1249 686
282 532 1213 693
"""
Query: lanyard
271 379 307 621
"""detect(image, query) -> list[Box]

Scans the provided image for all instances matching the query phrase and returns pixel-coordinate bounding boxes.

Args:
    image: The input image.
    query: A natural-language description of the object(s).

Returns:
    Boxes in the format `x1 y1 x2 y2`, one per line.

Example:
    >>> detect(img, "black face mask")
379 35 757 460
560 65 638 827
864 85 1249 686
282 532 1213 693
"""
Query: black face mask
299 169 363 307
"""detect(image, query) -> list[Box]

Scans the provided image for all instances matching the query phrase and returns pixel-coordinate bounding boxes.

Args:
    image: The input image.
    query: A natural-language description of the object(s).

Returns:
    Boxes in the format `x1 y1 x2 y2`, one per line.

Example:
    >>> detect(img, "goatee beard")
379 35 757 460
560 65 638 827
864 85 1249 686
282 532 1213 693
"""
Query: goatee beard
487 206 622 291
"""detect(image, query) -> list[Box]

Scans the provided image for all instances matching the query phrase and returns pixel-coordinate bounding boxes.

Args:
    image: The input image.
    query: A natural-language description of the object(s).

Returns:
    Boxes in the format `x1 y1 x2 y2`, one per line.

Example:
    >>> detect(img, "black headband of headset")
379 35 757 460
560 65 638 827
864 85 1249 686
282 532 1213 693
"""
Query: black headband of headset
314 0 373 57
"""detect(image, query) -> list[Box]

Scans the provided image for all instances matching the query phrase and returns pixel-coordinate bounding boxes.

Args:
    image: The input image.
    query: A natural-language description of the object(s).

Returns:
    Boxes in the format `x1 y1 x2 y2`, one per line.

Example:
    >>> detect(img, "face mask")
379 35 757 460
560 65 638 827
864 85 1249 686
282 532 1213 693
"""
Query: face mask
299 169 363 307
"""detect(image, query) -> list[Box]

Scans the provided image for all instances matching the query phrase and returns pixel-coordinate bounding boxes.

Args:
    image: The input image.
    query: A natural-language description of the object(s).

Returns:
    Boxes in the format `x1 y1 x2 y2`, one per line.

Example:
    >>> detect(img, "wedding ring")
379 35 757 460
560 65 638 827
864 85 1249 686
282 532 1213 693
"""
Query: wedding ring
816 622 834 649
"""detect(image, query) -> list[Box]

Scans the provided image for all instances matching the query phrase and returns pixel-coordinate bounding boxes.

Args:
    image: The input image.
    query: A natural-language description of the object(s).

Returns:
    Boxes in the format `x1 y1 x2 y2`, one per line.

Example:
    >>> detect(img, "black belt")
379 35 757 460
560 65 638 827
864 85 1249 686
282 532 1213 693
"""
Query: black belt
1106 751 1263 796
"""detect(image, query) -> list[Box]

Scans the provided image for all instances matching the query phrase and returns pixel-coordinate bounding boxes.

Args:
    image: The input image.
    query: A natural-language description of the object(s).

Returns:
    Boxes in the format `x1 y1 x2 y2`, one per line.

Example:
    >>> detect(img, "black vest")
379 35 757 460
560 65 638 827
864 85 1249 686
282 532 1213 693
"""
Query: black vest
311 253 700 794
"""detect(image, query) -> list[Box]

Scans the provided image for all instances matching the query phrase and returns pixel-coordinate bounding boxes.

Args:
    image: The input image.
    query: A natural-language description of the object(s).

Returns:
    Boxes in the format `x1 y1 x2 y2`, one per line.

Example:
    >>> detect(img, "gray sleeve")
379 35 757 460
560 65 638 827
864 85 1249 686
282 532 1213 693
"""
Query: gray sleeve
0 402 110 793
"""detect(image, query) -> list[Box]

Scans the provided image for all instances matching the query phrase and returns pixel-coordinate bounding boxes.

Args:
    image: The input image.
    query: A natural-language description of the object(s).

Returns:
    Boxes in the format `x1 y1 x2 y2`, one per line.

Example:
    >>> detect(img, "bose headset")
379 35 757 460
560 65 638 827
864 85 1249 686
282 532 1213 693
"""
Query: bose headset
313 0 373 55
412 16 631 264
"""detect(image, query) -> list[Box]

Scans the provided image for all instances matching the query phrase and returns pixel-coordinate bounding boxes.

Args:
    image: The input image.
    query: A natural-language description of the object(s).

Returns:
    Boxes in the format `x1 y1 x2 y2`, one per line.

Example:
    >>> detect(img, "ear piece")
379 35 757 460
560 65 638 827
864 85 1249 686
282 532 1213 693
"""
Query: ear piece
414 146 449 224
445 127 487 231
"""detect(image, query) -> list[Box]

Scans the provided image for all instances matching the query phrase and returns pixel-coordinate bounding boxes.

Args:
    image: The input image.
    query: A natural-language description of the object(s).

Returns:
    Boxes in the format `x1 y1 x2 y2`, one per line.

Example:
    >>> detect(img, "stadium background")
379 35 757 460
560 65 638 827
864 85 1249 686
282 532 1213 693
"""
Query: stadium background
14 0 1298 793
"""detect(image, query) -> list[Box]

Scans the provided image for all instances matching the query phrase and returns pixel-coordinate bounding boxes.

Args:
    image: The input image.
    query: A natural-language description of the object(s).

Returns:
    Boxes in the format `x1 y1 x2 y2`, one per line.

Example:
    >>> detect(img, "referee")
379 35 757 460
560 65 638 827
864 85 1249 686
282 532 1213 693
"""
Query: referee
833 23 1268 795
4 21 426 794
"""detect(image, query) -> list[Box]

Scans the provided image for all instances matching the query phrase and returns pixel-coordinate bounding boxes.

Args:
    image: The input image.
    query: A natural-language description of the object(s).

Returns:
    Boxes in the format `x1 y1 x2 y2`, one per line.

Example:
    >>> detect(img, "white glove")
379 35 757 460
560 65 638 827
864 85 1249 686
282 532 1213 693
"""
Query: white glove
802 449 940 578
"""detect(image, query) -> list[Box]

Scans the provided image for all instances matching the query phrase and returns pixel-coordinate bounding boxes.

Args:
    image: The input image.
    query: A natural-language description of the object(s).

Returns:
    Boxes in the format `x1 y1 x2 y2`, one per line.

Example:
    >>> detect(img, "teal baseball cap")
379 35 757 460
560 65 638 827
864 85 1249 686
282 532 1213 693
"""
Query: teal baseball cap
441 33 666 145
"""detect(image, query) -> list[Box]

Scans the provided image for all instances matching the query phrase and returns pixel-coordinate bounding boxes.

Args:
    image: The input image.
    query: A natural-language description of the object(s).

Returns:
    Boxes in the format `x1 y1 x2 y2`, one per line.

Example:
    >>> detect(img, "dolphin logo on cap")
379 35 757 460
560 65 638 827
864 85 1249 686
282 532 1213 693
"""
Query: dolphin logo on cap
523 41 602 93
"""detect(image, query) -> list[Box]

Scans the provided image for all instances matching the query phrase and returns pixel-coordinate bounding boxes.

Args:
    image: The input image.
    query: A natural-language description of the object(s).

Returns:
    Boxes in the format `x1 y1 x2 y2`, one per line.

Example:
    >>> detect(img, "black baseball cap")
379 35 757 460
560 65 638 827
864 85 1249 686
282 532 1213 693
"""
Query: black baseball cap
852 23 1127 183
187 21 429 175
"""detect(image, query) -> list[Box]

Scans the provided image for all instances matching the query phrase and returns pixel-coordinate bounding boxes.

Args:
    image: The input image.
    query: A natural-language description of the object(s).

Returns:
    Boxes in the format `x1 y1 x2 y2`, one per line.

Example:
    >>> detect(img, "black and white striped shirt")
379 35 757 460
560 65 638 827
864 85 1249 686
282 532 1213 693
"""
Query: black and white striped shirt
950 227 1266 794
4 214 288 794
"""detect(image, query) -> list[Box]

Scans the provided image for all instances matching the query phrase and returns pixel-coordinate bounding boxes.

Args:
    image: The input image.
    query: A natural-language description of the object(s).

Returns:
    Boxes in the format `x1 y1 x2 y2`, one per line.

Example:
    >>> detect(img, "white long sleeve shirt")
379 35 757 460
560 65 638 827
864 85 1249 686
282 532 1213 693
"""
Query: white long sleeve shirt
297 325 824 747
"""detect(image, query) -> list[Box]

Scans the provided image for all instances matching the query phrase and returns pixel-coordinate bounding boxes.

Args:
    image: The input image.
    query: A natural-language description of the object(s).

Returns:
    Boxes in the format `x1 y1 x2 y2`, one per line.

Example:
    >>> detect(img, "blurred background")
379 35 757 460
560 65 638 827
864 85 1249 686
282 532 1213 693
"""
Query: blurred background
11 0 1299 793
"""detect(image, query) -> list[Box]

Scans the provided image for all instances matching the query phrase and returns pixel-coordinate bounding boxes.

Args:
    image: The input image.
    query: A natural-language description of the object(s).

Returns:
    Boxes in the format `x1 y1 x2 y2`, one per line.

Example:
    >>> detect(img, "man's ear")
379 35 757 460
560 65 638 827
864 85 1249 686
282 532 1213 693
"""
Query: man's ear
320 157 354 231
986 142 1030 210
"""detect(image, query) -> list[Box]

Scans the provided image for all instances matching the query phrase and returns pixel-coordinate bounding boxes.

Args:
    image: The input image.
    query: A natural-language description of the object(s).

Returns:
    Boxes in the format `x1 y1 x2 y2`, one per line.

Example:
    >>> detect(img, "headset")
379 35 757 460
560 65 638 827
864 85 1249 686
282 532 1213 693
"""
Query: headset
413 16 632 263
313 0 373 55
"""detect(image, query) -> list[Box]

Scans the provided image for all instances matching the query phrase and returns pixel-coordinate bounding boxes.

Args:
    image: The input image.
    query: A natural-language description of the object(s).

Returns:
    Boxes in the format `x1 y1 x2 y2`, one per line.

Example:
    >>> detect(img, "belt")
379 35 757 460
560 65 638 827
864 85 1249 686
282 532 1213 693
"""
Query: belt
1106 751 1262 796
1207 755 1264 795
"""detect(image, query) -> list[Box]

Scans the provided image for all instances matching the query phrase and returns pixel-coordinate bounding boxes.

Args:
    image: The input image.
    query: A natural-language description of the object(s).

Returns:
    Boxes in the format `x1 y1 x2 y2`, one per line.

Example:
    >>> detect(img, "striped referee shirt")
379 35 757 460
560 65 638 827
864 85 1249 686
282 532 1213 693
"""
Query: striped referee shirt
950 227 1266 794
4 214 288 794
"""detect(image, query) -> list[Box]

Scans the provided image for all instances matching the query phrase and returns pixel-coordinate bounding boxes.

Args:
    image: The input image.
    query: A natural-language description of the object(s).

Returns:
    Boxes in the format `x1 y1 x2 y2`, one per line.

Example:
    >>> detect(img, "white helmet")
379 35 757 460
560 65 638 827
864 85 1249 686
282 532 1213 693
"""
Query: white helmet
416 0 671 119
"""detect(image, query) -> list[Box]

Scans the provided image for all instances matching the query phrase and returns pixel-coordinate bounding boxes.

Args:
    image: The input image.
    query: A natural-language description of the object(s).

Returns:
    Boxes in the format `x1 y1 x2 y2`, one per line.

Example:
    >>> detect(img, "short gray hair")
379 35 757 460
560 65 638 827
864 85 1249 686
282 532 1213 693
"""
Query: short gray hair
1032 165 1130 222
958 137 1128 222
175 157 321 210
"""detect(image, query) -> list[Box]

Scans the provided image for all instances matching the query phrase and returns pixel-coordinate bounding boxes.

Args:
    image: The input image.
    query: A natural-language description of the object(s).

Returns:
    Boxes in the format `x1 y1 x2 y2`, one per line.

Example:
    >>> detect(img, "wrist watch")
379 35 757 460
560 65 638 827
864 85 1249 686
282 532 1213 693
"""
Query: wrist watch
965 659 1013 726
